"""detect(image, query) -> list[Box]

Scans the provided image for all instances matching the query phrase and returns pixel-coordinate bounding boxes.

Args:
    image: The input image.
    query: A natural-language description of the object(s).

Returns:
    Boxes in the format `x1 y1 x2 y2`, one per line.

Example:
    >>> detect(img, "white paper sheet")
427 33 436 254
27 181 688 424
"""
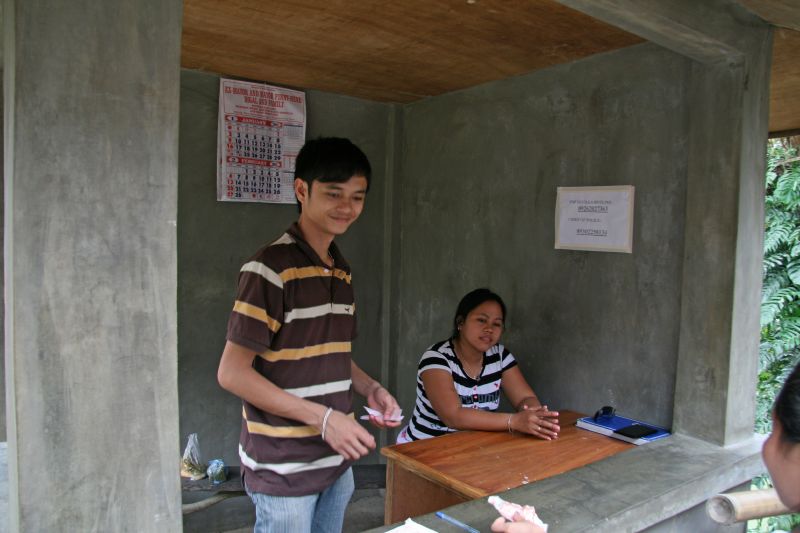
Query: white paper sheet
555 185 634 253
385 518 438 532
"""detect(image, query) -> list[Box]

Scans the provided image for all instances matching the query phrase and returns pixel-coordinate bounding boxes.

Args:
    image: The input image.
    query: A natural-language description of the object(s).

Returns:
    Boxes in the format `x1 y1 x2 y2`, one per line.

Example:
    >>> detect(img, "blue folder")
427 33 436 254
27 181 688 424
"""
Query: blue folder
576 413 671 445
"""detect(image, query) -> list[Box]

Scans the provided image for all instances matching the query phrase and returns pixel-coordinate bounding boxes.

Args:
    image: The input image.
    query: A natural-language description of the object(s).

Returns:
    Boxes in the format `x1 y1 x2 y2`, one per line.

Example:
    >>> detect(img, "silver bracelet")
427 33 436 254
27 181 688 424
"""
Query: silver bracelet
321 407 334 441
507 414 513 434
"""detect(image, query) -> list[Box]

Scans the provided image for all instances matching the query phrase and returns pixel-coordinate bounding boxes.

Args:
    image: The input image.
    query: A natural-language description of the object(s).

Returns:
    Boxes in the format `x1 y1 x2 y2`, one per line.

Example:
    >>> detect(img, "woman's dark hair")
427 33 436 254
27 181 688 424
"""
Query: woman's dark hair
774 361 800 444
451 288 507 339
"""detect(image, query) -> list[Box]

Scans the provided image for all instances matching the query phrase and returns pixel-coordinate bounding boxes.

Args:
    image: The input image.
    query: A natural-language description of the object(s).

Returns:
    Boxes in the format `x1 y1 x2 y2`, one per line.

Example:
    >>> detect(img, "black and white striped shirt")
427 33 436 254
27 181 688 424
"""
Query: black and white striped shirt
398 340 517 443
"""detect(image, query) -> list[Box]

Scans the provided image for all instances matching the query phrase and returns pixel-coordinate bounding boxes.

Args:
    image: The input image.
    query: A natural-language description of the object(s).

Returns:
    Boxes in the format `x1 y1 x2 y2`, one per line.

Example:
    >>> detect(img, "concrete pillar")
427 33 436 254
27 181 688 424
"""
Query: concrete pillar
556 0 771 444
4 1 182 530
676 33 772 446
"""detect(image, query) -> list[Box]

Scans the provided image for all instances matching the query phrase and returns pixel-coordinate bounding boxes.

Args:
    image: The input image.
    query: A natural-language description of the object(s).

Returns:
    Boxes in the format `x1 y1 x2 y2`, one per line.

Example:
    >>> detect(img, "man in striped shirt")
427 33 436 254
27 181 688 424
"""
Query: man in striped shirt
217 137 400 533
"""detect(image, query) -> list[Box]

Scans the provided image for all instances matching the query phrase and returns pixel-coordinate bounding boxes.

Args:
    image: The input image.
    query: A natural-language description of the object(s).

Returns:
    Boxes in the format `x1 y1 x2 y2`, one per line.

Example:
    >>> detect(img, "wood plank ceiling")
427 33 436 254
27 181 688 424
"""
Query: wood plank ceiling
182 0 799 134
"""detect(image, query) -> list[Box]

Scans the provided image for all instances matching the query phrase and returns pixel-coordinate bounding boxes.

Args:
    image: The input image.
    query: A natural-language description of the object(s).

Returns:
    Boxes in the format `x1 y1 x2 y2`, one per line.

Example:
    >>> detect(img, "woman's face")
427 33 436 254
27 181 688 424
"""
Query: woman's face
762 414 800 511
458 300 504 354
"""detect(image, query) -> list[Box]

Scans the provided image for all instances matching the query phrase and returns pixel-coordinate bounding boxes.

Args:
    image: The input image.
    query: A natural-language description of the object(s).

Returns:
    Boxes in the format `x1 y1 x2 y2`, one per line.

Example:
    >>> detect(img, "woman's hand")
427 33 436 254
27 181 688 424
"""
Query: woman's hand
366 384 402 428
491 515 546 533
511 405 560 440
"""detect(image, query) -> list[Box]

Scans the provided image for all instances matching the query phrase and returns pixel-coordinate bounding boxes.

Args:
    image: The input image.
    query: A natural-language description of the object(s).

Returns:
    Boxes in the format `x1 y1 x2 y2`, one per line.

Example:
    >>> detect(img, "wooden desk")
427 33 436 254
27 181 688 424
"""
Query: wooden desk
381 410 633 523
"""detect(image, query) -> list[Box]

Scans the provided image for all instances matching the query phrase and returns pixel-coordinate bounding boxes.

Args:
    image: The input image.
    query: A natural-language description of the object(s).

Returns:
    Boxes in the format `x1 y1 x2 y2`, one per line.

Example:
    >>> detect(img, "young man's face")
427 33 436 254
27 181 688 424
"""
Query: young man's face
295 175 368 238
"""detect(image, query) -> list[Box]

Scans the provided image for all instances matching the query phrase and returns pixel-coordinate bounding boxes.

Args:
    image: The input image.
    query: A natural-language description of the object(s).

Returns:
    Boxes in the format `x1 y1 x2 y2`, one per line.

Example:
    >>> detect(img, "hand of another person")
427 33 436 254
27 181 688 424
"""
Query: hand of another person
366 385 402 428
491 515 546 533
512 405 560 440
321 409 376 460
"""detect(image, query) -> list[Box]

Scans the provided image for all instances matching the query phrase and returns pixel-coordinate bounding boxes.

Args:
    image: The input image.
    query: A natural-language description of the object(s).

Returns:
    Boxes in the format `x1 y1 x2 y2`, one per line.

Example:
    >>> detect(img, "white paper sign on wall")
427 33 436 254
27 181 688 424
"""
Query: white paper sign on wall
555 185 634 253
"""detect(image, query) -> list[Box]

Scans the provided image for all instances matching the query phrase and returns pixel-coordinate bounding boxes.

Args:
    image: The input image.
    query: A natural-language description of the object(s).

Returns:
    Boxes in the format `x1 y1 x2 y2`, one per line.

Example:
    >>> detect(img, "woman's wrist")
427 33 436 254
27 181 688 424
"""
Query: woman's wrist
517 397 541 411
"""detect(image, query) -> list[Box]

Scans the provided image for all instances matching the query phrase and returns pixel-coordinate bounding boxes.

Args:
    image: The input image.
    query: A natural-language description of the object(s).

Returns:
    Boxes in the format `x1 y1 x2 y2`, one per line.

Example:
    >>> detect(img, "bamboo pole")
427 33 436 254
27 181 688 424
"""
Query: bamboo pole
706 489 791 524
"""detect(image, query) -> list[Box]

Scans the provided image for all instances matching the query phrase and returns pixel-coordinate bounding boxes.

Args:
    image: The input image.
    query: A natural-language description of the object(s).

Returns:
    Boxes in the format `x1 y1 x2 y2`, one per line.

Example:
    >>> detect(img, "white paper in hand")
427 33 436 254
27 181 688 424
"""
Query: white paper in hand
360 406 404 422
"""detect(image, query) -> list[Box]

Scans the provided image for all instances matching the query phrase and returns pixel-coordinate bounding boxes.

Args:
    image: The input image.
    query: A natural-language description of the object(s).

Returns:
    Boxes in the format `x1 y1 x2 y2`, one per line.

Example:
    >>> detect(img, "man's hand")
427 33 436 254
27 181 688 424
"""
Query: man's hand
366 385 402 428
321 409 376 460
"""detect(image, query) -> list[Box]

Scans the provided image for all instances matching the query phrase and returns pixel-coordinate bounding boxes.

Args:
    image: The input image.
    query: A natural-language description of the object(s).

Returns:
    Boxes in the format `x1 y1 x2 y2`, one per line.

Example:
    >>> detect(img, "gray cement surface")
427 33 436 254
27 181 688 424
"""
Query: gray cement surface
367 434 765 533
343 489 386 533
0 442 6 533
6 0 183 530
3 1 773 530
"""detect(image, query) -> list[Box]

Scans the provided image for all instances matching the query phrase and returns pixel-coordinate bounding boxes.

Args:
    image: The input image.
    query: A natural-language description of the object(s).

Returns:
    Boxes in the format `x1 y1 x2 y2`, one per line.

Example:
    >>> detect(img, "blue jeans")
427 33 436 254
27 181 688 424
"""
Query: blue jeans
246 468 355 533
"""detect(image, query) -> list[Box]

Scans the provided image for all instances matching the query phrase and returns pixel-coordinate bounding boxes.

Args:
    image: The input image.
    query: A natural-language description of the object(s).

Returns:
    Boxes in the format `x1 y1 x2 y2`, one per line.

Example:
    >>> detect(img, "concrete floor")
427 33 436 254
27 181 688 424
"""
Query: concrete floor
342 488 387 533
0 443 384 533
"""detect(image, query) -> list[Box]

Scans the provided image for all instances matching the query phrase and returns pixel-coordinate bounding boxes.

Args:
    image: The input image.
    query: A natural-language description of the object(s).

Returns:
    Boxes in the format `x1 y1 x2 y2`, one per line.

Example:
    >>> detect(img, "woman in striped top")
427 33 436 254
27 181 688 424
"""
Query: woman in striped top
397 288 560 443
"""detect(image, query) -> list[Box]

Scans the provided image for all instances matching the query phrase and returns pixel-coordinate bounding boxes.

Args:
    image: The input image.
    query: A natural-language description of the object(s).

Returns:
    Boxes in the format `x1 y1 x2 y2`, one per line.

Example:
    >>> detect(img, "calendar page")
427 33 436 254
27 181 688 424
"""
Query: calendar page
217 78 306 203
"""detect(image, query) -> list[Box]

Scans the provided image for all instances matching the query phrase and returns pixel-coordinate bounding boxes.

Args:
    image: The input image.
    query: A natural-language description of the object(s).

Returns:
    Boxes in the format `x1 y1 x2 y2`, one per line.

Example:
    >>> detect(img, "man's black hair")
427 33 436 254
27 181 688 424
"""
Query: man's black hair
294 137 371 212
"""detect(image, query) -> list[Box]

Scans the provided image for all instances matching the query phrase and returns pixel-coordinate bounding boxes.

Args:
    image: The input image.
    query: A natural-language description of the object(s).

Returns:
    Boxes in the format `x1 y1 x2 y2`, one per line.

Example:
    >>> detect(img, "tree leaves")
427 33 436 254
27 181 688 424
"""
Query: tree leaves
760 140 800 407
755 139 800 530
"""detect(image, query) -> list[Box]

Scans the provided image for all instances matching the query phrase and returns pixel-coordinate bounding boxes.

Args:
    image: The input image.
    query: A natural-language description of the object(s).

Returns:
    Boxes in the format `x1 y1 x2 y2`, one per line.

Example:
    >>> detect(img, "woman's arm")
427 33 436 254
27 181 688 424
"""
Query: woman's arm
501 366 560 435
500 366 541 410
421 369 559 439
422 369 509 431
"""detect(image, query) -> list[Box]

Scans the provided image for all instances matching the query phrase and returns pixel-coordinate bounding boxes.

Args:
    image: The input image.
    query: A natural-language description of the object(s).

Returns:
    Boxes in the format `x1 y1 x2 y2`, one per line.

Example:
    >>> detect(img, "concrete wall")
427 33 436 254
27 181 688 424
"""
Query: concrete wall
0 0 771 530
0 63 4 444
174 10 769 533
179 27 766 460
559 0 771 447
4 0 183 530
391 43 690 428
177 69 396 465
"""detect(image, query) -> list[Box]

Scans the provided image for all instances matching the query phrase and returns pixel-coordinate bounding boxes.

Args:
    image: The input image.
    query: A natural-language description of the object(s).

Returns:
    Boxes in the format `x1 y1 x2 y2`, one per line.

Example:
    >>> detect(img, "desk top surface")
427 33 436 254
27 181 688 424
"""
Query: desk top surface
381 410 632 498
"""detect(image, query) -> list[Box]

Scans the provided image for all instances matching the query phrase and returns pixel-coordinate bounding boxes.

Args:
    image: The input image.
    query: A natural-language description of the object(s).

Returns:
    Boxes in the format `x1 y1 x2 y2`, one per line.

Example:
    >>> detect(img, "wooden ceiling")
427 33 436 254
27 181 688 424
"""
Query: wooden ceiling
770 28 800 134
182 0 800 134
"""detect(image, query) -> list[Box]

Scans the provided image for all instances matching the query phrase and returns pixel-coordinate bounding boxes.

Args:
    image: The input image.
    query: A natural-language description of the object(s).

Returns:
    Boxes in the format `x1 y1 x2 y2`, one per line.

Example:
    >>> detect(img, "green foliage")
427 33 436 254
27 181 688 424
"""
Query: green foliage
760 140 800 362
750 138 800 532
748 475 800 532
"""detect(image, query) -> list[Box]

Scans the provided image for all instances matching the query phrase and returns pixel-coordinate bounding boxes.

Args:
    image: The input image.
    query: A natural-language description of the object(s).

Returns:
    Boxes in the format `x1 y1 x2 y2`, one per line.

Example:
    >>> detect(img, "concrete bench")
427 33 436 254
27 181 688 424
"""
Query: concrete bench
366 433 766 532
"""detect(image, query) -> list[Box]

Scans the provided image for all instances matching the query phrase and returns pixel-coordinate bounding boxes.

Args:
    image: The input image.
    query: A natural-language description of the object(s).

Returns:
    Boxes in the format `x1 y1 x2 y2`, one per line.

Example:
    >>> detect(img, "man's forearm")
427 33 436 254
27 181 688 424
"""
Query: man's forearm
350 360 382 398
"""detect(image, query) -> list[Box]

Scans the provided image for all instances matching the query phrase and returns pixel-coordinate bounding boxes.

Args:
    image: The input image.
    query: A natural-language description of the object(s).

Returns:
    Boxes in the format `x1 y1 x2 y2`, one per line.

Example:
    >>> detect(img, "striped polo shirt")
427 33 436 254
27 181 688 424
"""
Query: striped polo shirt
226 223 357 496
400 340 517 442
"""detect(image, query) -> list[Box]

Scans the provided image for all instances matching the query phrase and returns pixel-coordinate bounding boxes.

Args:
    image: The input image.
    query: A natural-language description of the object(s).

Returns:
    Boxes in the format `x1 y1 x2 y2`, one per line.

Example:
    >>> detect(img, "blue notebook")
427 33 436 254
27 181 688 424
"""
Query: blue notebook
576 414 670 445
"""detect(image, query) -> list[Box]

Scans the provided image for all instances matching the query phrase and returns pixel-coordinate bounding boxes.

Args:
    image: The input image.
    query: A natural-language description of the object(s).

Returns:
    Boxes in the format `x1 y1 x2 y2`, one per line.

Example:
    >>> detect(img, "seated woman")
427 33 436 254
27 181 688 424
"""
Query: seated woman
396 288 559 444
762 360 800 514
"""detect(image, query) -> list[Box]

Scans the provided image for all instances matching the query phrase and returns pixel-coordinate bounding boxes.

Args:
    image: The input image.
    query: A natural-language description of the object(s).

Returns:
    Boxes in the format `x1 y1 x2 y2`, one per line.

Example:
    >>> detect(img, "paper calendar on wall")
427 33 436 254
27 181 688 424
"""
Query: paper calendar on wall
217 78 306 203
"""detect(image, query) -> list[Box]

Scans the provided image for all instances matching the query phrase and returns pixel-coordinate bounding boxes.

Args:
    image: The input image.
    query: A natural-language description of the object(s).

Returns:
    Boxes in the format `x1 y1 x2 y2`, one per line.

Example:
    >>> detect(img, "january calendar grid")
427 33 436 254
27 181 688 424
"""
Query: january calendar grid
217 78 306 204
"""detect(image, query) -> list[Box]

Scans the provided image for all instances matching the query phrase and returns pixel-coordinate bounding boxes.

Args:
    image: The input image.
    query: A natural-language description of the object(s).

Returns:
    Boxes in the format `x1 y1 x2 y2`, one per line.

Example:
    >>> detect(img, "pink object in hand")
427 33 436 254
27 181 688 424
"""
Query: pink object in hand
488 495 548 531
